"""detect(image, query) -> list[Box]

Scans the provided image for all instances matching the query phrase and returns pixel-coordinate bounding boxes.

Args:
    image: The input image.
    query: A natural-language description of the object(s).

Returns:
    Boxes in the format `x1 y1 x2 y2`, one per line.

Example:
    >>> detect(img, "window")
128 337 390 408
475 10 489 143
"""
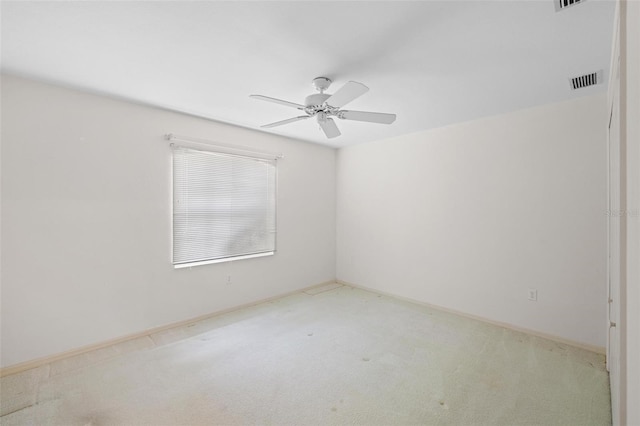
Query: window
172 145 277 267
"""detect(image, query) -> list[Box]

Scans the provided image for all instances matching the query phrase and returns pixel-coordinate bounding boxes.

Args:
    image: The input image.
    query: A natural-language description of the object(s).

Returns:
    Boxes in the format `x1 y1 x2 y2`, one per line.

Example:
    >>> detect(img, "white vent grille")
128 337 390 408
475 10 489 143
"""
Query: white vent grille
569 70 602 90
555 0 585 12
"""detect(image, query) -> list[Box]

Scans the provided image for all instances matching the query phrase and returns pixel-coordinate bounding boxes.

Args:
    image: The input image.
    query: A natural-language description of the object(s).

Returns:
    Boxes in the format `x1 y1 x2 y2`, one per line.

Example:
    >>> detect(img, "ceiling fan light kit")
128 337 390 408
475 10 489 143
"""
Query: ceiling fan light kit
250 77 396 139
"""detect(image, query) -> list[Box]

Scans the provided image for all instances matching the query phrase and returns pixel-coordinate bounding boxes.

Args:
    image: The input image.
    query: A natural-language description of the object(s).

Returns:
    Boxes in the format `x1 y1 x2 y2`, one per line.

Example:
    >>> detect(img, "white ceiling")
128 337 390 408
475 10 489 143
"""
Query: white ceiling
1 1 615 147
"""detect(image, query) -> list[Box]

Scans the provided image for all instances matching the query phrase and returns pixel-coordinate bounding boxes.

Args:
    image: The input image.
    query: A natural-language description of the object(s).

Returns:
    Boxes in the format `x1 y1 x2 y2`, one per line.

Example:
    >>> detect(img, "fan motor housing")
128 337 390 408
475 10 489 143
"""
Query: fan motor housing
305 93 330 107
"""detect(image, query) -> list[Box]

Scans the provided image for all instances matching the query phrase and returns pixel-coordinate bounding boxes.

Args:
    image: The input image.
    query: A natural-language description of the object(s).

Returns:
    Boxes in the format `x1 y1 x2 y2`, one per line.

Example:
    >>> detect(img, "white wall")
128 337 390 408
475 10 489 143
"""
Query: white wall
0 74 336 368
337 93 608 348
0 72 613 368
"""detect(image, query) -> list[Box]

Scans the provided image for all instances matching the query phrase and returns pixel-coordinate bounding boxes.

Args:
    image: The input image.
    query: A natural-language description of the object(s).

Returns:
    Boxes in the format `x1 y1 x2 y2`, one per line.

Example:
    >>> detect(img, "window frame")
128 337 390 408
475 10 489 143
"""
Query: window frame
171 143 278 268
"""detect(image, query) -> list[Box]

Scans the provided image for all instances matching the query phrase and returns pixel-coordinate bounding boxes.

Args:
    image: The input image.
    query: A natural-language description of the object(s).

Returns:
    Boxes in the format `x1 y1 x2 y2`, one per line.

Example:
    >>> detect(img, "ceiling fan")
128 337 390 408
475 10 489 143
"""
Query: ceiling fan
250 77 396 139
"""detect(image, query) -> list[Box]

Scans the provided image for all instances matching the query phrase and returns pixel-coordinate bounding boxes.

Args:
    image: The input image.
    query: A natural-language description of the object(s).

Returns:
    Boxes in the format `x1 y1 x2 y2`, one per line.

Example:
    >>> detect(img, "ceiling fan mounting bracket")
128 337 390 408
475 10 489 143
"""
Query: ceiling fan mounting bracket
312 77 332 93
303 103 339 117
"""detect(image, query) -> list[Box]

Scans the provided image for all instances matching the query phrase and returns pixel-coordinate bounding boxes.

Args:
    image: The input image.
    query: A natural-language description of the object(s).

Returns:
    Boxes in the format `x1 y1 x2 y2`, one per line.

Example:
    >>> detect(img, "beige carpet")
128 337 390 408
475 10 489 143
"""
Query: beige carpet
0 284 611 425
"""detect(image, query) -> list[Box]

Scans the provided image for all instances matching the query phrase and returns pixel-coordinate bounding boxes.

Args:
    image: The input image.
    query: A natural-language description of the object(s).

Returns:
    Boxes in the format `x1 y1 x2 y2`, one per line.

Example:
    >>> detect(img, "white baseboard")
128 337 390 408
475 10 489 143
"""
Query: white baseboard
0 280 337 378
2 278 604 378
337 280 606 355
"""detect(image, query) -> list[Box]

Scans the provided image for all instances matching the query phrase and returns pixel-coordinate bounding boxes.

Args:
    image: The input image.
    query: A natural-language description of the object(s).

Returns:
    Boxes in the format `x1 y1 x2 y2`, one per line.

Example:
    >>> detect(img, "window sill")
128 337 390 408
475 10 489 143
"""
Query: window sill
173 251 274 269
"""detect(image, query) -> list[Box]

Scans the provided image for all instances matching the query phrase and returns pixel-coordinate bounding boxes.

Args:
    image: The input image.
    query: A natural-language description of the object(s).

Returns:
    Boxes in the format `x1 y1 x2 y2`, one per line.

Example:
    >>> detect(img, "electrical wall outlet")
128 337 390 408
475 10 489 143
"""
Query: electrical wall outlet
527 288 538 301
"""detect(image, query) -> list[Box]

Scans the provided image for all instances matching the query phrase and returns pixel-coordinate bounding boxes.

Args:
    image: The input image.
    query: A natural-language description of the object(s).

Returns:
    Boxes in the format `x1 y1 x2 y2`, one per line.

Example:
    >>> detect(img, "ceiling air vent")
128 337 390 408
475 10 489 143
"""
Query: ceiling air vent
555 0 586 12
569 70 602 90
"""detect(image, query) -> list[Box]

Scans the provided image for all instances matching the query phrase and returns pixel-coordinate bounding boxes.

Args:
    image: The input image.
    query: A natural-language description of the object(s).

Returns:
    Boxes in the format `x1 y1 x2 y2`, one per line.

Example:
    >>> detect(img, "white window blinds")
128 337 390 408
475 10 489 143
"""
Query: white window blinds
172 146 277 266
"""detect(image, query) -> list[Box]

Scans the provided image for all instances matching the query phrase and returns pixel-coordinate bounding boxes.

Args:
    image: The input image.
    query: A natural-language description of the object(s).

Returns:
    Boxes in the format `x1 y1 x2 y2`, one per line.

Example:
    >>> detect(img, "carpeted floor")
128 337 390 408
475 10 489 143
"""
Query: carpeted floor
0 283 611 425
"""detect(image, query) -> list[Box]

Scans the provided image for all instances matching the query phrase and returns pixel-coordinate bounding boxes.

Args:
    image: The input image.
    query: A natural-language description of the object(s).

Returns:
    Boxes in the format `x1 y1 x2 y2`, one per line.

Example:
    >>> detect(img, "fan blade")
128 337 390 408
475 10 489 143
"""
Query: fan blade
325 81 369 108
250 95 305 110
338 110 396 124
319 117 341 139
261 116 310 128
